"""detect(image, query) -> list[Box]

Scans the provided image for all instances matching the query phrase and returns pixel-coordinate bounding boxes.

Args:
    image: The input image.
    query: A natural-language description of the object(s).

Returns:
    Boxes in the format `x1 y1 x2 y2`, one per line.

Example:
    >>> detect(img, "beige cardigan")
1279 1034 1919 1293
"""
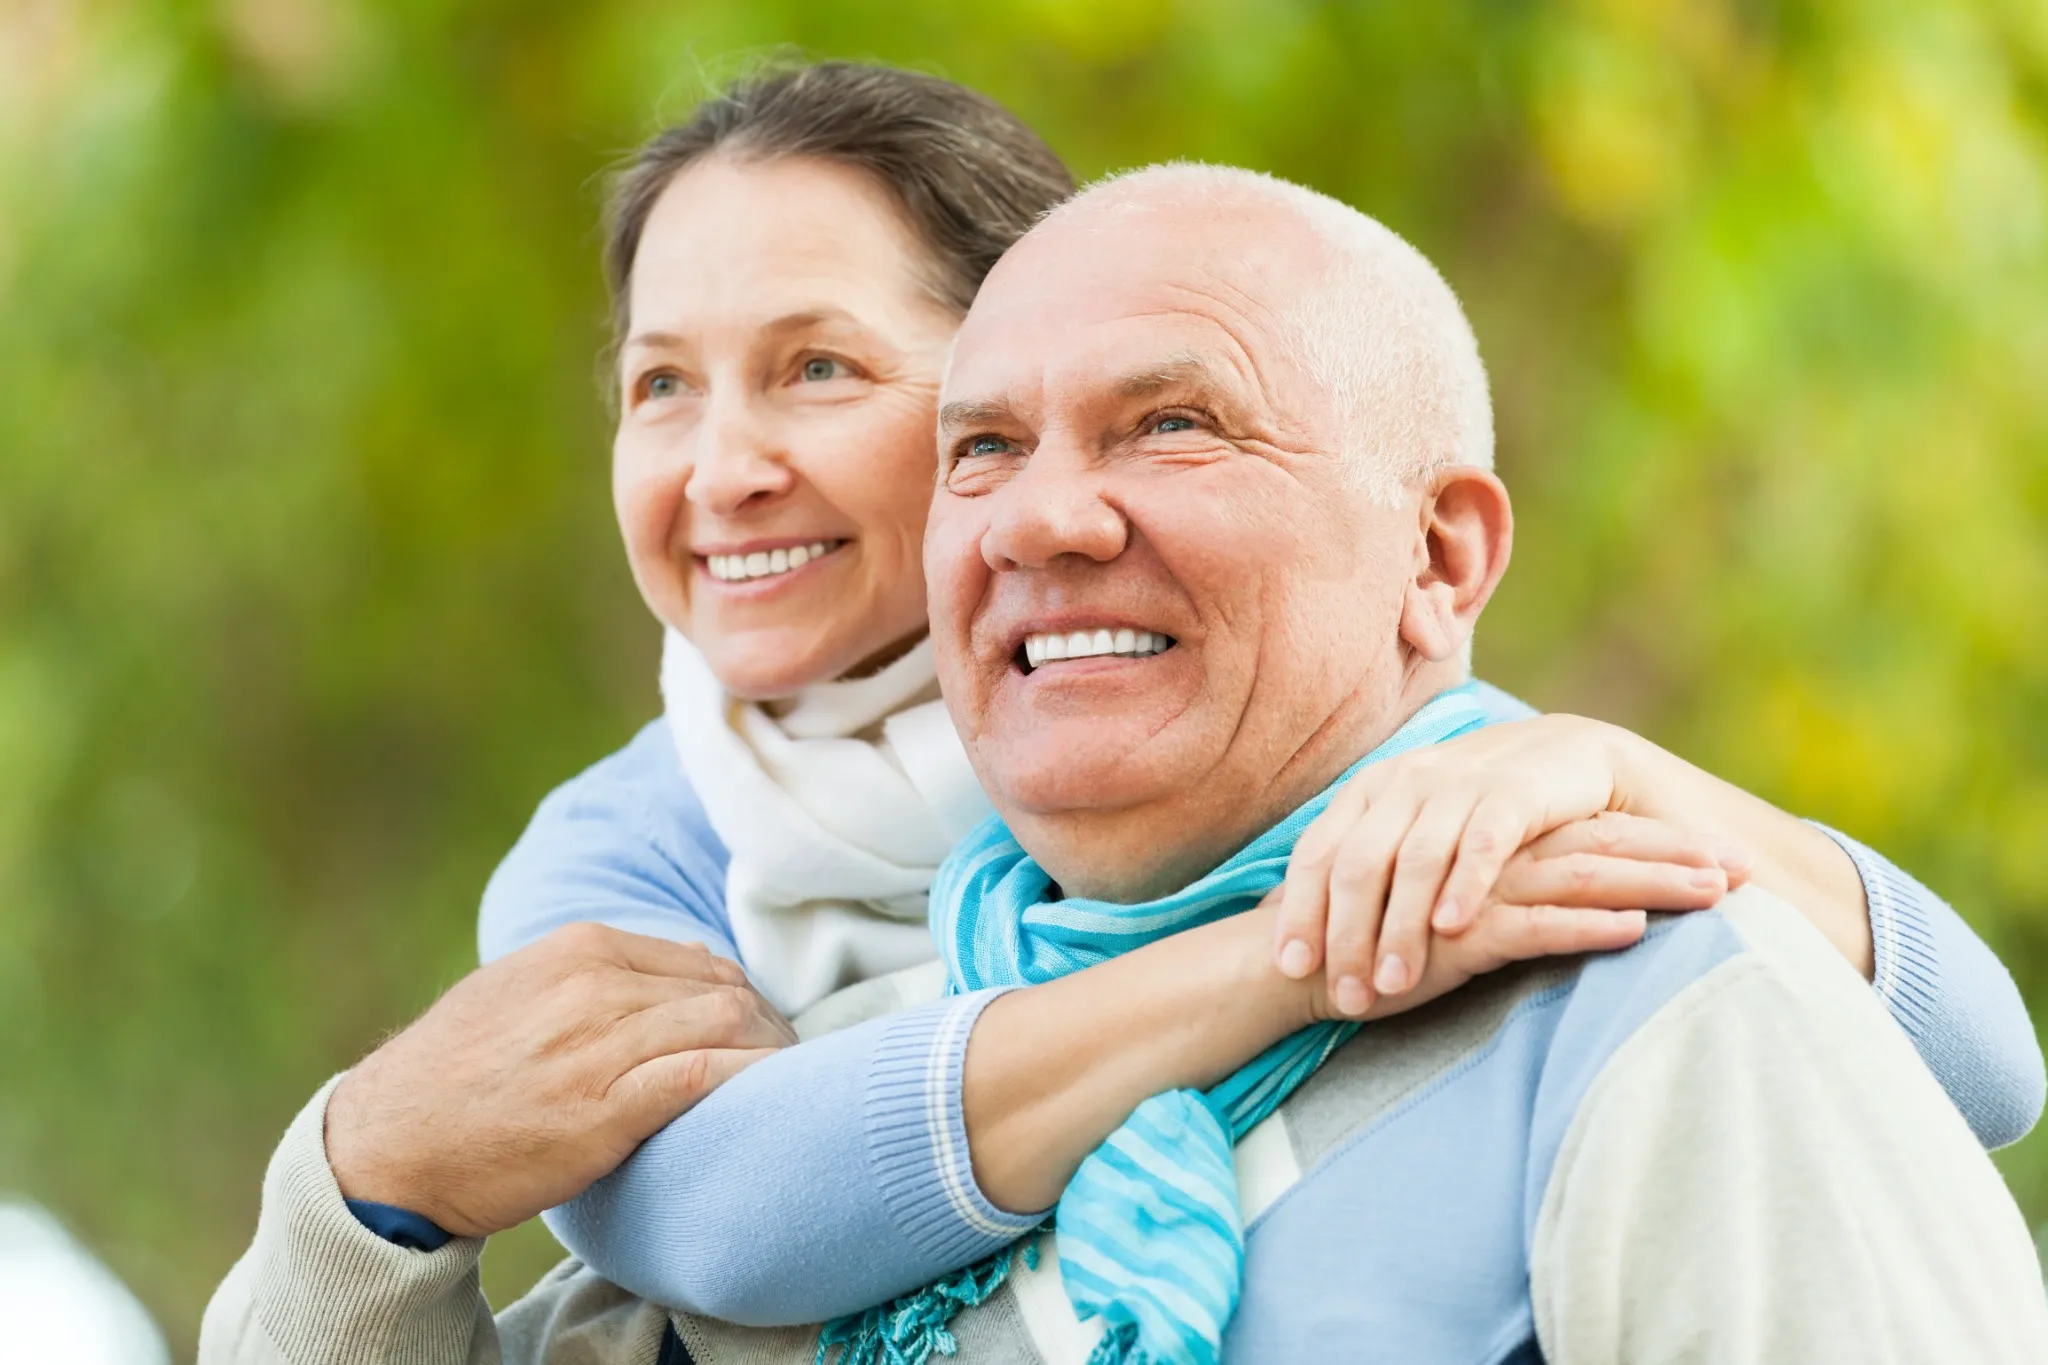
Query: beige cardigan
199 889 2048 1365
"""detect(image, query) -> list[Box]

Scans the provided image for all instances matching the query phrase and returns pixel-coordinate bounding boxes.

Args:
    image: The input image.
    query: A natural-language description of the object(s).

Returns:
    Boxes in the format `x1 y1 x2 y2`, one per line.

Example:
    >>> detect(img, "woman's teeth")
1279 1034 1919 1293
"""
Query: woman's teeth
704 540 843 583
1023 628 1174 669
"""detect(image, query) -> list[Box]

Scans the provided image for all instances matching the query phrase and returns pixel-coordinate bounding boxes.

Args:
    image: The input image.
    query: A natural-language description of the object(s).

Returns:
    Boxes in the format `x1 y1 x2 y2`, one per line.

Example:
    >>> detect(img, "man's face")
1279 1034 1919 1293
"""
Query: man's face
927 202 1426 899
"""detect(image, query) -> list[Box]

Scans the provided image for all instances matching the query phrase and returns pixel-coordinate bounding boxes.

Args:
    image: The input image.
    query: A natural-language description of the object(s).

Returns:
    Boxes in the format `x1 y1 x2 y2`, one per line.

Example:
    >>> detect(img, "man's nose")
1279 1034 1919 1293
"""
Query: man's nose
980 446 1129 571
683 394 795 517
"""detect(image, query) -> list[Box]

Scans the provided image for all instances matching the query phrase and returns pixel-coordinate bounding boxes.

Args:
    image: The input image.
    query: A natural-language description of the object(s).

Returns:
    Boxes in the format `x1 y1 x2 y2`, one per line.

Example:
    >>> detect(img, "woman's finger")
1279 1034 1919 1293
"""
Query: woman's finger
1523 811 1719 871
1472 903 1650 964
1373 794 1475 995
1430 789 1535 933
1496 851 1727 913
1273 782 1371 978
1322 792 1419 1015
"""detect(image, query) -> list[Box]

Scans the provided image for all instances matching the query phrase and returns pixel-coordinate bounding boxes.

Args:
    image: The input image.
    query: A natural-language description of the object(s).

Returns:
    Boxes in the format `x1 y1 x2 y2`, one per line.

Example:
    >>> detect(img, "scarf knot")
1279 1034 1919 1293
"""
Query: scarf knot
825 686 1493 1363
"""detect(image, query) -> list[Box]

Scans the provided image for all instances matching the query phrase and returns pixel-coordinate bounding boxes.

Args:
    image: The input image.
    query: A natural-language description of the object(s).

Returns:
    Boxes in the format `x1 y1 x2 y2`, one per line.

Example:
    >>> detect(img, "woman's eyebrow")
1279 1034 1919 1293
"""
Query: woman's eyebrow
757 307 863 337
622 329 687 353
624 308 867 354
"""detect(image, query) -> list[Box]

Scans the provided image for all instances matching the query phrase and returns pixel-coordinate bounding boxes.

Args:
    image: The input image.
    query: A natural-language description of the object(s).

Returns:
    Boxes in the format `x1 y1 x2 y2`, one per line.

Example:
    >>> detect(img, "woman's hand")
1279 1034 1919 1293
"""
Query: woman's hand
1277 714 1697 1013
1292 813 1745 1021
1275 715 1755 1015
1273 709 1876 1012
325 923 795 1239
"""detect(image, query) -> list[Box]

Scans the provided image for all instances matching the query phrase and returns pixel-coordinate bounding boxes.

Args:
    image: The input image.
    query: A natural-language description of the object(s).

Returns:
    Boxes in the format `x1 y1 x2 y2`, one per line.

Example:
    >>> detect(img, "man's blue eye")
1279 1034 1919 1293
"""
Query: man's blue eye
969 436 1009 457
648 374 680 399
801 357 840 382
1155 416 1196 433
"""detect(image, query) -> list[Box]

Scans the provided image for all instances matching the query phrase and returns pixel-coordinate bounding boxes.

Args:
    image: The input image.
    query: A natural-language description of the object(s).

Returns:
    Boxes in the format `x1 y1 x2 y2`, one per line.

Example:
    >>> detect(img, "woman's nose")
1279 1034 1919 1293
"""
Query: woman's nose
684 398 795 516
980 450 1128 571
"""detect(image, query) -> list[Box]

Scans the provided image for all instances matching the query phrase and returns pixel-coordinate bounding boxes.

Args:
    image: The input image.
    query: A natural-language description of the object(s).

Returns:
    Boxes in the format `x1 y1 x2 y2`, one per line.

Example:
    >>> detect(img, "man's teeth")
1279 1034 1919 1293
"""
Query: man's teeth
705 540 842 583
1023 628 1174 668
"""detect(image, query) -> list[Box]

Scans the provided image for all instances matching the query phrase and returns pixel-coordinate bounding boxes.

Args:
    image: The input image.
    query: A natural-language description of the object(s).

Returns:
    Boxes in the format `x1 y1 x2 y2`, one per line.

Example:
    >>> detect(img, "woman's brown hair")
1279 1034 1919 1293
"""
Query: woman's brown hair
604 61 1075 349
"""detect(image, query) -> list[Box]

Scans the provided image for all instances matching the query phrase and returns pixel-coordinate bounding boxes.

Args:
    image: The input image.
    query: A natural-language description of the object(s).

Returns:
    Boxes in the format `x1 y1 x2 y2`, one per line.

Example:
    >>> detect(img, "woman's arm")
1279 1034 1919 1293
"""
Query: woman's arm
1809 824 2043 1148
480 723 1046 1318
494 708 2040 1323
1604 724 2042 1146
512 776 1717 1321
550 914 1319 1324
478 721 738 962
1276 701 2045 1148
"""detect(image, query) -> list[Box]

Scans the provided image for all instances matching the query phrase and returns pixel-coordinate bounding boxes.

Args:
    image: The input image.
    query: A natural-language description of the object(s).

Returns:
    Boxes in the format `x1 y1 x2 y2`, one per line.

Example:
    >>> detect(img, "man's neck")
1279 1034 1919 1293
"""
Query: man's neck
1038 659 1468 904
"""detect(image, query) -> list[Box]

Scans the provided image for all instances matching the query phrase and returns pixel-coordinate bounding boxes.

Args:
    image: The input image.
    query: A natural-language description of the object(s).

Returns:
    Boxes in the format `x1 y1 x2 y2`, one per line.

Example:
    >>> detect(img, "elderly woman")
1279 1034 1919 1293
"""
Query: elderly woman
454 63 2037 1331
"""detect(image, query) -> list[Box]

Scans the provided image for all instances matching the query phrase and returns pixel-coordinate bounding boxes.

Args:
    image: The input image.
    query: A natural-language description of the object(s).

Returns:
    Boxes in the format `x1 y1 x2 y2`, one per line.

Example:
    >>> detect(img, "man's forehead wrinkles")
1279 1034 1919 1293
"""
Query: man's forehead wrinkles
1114 284 1298 426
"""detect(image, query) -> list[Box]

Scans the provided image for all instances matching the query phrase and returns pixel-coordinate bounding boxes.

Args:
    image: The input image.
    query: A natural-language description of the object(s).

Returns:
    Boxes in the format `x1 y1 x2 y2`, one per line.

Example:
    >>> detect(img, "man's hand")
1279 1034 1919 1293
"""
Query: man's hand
324 923 795 1239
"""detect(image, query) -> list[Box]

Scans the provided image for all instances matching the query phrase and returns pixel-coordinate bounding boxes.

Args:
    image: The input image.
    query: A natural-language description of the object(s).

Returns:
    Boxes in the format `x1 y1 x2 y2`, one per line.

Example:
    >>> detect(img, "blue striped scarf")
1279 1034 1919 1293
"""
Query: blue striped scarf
925 685 1494 1364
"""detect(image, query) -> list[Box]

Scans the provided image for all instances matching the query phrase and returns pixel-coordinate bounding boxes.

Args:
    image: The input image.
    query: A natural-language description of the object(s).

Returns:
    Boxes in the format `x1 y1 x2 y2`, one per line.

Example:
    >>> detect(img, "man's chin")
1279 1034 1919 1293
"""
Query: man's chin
978 719 1198 818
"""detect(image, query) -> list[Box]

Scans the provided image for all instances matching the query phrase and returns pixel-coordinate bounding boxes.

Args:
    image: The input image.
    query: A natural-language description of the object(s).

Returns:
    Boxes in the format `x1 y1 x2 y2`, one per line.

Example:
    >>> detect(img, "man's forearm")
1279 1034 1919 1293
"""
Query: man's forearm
199 1079 497 1365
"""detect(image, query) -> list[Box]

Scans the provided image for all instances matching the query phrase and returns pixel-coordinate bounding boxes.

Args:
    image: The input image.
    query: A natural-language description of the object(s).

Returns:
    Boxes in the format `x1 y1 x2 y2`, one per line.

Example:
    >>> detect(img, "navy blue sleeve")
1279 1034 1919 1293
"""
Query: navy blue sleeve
344 1199 452 1252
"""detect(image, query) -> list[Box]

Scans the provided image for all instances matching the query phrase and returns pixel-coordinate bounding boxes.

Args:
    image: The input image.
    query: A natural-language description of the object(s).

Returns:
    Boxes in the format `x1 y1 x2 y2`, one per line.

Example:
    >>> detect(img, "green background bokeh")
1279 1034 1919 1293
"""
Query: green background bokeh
2 0 2044 1355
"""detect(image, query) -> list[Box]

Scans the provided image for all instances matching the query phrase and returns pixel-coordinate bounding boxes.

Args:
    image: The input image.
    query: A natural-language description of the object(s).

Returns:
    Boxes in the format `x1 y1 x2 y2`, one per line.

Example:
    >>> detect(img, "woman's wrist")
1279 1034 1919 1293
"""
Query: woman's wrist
1607 725 1873 977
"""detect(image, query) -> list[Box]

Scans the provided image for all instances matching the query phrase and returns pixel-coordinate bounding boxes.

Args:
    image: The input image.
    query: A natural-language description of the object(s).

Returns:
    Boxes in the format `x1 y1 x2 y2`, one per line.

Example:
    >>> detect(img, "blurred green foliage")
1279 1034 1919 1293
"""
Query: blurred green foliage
2 0 2044 1355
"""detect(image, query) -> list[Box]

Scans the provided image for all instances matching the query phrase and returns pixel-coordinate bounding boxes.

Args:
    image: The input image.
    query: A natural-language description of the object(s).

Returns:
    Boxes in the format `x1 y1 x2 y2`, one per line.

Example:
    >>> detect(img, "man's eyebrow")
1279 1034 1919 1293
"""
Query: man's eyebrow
622 308 862 353
938 398 1018 431
1109 351 1231 400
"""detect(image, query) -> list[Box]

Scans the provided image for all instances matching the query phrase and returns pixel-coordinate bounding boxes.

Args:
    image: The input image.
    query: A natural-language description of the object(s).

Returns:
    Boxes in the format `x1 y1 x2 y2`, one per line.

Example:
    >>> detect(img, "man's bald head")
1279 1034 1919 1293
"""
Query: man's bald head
927 162 1511 901
1024 163 1494 504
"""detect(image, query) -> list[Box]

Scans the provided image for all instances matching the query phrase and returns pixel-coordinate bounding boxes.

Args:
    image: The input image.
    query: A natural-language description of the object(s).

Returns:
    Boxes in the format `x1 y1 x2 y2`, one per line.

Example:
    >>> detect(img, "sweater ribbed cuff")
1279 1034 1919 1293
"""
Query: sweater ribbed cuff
240 1076 488 1364
863 988 1046 1267
1809 822 1942 1047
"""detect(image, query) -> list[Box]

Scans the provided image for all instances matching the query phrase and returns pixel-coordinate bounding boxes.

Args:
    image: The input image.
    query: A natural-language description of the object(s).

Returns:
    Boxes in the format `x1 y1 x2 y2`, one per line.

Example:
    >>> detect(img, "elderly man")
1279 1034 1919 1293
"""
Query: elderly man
202 166 2048 1364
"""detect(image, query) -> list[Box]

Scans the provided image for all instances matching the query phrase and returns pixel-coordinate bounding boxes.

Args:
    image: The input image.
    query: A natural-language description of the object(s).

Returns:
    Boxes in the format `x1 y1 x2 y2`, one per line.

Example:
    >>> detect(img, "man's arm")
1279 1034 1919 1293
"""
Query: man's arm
199 1079 499 1365
198 1079 675 1365
1531 886 2048 1364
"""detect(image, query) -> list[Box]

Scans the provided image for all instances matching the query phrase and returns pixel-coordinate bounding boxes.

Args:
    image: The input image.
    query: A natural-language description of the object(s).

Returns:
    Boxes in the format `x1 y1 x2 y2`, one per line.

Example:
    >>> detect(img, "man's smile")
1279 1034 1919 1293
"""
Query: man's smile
1019 626 1178 673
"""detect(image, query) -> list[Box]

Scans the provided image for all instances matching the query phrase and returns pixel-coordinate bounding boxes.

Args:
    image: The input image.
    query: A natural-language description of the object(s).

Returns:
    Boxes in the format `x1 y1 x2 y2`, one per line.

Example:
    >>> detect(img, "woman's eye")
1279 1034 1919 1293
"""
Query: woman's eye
646 373 680 400
1153 415 1197 434
800 357 842 382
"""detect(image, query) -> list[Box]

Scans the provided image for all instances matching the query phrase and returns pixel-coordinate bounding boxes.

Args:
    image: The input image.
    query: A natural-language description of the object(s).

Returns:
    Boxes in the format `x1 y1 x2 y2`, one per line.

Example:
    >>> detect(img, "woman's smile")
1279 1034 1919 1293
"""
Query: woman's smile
696 537 850 590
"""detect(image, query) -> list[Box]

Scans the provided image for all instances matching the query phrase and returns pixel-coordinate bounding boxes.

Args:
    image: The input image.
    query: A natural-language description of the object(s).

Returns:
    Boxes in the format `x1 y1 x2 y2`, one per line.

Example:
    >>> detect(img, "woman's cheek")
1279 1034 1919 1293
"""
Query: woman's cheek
609 461 686 623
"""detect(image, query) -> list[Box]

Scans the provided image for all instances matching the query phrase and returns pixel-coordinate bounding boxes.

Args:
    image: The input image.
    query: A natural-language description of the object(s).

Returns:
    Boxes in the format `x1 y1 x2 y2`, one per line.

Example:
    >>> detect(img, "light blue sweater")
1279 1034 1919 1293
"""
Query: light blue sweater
477 697 2045 1327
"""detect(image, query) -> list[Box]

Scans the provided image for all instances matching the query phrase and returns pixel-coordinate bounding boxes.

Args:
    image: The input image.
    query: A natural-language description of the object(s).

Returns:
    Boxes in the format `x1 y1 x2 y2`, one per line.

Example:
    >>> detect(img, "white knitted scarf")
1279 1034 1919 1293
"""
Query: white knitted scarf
659 629 994 1015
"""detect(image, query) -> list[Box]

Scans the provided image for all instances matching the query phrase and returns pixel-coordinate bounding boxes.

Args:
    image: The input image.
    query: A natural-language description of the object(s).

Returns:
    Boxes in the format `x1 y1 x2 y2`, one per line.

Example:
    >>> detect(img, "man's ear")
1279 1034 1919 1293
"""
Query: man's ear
1398 465 1513 664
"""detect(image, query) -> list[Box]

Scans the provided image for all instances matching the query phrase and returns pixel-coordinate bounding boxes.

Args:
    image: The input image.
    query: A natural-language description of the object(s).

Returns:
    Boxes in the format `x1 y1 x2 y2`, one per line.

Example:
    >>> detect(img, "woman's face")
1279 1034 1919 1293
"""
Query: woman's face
613 155 961 699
